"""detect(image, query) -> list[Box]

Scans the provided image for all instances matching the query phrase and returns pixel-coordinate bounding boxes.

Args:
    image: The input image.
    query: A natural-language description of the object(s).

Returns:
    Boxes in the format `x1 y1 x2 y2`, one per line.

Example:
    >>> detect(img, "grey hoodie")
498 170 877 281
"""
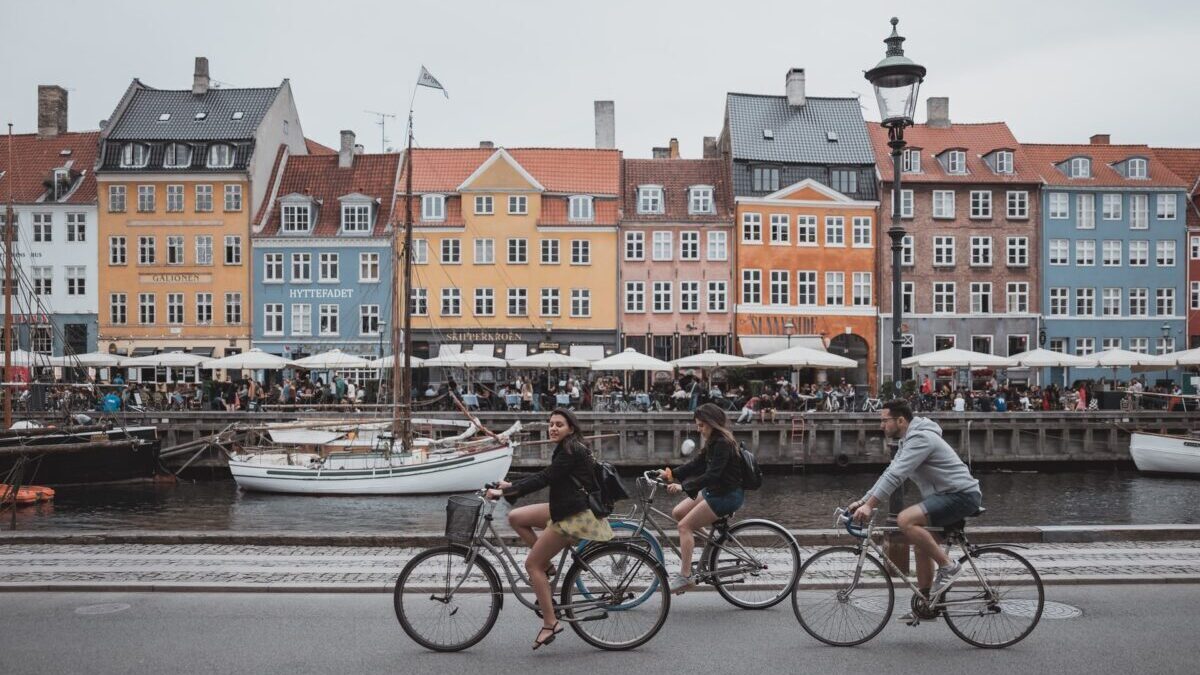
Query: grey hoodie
865 417 981 502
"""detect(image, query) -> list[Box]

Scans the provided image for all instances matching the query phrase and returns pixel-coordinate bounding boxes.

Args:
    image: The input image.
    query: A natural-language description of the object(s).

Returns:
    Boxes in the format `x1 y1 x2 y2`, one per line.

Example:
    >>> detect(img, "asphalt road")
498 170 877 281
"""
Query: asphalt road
0 585 1194 675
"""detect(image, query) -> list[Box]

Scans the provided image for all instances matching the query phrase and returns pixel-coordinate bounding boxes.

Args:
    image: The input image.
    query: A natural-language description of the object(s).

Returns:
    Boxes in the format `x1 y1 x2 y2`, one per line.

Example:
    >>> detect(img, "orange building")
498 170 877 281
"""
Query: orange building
734 179 879 389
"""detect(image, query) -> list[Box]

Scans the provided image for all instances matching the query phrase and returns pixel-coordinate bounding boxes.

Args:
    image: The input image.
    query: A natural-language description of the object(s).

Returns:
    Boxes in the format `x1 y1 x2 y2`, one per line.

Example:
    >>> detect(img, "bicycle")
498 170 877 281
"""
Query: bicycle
585 471 801 610
792 507 1043 649
394 486 671 652
860 397 883 413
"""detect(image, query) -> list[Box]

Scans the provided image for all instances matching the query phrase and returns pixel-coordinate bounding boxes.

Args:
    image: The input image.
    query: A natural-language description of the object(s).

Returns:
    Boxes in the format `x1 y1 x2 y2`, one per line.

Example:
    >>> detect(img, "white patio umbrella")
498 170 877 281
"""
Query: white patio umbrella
421 351 507 368
1091 348 1157 368
1134 347 1200 368
45 351 124 368
754 345 857 369
672 350 755 369
367 354 425 368
1008 348 1097 369
901 348 1017 369
1 349 48 367
590 348 673 372
120 351 213 368
291 348 372 369
202 348 301 370
507 351 591 369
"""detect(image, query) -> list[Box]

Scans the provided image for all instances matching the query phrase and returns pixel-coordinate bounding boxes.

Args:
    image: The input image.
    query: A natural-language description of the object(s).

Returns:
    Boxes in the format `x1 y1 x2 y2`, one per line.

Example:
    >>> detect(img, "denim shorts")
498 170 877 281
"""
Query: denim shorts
702 487 745 517
920 490 982 527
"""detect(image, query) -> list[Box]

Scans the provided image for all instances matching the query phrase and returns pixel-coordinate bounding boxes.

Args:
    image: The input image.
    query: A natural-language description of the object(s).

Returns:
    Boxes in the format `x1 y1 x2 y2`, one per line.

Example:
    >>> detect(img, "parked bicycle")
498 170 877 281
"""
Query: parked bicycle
791 506 1043 648
860 396 883 413
394 485 671 652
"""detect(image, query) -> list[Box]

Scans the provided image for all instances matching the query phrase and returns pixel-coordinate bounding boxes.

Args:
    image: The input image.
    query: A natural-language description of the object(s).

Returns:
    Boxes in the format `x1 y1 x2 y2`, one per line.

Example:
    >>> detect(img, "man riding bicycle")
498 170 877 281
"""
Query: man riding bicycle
848 399 982 613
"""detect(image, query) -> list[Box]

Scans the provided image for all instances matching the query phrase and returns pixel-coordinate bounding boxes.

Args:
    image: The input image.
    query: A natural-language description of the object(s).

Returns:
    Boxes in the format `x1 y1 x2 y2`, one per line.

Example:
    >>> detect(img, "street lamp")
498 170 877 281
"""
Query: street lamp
866 16 925 396
783 321 795 348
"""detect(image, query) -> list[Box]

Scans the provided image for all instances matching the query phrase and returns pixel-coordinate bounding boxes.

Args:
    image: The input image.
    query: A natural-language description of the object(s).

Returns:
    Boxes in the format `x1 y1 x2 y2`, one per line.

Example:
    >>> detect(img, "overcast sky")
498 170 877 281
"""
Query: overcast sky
3 0 1197 158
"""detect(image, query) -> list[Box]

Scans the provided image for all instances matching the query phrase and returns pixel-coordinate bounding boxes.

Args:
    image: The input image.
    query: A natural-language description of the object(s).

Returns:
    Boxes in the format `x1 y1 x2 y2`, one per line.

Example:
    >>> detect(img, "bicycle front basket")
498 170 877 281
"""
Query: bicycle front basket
445 495 484 545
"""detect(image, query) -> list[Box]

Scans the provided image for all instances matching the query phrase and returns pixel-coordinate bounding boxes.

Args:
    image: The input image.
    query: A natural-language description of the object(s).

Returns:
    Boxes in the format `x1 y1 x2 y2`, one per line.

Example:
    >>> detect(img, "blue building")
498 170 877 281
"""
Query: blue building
252 132 401 363
1025 138 1189 382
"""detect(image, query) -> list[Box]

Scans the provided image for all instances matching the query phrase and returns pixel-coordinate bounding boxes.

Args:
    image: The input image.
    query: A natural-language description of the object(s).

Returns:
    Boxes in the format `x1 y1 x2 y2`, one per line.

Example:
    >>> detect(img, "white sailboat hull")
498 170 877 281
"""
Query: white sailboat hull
1130 432 1200 475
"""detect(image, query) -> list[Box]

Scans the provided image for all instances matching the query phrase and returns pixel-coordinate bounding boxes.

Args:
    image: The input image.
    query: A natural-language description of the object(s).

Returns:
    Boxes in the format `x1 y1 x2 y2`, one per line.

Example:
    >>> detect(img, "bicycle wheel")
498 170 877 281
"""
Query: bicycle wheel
394 545 502 652
560 542 670 651
942 547 1043 649
707 519 800 609
791 546 893 646
574 521 664 609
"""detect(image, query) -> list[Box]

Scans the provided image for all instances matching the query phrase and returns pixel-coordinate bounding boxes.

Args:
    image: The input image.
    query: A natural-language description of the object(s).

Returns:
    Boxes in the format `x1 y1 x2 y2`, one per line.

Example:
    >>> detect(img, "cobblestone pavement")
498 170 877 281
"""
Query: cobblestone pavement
1 540 1199 590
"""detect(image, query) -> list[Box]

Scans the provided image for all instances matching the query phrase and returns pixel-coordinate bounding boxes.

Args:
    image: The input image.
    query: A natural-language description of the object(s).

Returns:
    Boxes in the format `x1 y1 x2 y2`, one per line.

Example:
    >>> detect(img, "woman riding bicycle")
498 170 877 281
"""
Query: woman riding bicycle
485 408 613 650
660 402 744 594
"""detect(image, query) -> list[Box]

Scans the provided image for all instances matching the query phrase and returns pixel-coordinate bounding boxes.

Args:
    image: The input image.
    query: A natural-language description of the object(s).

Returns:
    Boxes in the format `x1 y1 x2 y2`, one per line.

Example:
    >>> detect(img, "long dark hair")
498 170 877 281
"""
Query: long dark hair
693 402 736 450
549 407 589 454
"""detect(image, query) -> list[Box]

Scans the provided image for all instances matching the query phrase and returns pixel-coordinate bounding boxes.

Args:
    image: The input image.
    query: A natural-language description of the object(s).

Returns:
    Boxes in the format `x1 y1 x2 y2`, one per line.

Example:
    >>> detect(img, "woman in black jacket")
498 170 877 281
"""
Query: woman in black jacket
661 402 744 593
485 408 612 650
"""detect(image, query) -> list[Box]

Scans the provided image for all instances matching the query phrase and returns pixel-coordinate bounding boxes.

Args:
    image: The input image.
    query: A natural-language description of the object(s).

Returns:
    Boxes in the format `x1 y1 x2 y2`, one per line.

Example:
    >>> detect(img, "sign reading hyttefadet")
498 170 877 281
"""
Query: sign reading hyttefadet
289 288 354 299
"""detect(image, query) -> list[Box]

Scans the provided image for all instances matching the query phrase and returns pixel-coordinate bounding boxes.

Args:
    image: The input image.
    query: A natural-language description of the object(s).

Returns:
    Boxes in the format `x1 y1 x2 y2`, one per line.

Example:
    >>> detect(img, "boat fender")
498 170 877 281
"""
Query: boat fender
834 453 851 468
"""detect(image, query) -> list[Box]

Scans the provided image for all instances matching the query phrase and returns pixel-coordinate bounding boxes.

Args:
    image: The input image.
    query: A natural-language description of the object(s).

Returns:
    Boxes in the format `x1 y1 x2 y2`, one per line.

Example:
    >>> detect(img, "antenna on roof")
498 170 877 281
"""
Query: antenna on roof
364 110 397 153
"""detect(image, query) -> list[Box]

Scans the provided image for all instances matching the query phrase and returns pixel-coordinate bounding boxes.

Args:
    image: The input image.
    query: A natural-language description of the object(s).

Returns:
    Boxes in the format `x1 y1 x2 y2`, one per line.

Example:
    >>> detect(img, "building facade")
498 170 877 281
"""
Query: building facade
619 157 734 361
1024 136 1189 381
251 131 401 361
95 58 306 365
870 102 1042 387
1151 147 1200 349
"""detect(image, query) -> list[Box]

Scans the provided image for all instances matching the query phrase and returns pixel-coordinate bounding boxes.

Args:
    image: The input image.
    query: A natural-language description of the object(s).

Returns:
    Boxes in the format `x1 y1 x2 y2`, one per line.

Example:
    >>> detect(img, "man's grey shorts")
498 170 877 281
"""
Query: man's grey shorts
920 490 982 527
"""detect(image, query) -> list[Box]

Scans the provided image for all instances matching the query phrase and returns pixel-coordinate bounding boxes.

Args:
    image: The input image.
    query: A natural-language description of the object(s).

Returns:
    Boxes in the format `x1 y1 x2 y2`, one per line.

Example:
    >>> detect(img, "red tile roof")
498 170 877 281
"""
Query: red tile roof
867 123 1040 184
1021 143 1188 188
398 148 621 195
0 131 100 204
257 152 403 237
305 138 337 155
396 196 467 228
1153 147 1200 228
622 159 733 222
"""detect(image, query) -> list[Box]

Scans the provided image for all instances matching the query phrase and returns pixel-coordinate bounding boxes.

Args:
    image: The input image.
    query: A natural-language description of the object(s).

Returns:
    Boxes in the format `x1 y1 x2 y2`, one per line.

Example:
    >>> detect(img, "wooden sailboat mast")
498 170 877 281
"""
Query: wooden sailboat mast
3 124 14 430
390 112 416 451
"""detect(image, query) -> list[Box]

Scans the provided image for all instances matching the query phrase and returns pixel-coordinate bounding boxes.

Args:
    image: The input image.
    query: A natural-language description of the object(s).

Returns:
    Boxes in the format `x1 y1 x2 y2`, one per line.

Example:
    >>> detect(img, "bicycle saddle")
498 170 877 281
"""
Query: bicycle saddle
942 507 984 534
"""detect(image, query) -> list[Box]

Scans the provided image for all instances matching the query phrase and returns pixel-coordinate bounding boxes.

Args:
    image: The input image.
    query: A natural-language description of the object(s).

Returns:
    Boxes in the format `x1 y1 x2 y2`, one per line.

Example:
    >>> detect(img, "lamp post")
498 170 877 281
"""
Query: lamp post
866 17 925 397
784 321 796 387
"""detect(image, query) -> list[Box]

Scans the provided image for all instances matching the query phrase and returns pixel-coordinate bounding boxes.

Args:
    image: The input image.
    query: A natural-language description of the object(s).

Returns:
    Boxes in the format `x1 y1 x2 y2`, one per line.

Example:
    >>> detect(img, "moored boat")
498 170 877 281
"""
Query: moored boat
1130 432 1200 475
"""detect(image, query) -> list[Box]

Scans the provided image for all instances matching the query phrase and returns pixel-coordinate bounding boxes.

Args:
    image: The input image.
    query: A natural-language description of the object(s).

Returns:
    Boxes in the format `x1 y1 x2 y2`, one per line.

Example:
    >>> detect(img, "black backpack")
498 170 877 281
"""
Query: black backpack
737 441 764 491
573 455 630 518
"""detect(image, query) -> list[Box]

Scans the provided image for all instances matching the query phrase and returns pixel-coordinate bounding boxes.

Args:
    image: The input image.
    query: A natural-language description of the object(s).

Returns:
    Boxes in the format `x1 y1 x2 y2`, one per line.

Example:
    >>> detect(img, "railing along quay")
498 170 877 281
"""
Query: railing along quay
16 409 1198 469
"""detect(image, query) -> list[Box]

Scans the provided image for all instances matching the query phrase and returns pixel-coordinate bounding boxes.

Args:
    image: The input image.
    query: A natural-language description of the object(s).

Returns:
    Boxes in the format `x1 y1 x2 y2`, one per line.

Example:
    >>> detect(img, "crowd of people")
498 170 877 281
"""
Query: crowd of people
911 374 1190 413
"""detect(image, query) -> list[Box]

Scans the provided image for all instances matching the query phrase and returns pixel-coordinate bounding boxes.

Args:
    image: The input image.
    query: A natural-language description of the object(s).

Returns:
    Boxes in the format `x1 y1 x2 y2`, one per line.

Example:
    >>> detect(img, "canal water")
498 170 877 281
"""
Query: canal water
7 468 1198 532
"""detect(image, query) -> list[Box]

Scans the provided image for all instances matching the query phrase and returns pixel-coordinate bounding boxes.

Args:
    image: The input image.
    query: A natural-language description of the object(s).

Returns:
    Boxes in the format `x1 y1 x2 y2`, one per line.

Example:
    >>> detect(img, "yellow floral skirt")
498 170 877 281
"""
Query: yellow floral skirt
547 510 614 543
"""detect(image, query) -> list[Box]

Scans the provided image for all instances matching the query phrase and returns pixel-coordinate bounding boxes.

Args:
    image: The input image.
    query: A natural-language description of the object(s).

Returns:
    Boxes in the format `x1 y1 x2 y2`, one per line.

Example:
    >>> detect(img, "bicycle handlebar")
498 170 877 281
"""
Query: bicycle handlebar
834 506 870 539
641 470 668 485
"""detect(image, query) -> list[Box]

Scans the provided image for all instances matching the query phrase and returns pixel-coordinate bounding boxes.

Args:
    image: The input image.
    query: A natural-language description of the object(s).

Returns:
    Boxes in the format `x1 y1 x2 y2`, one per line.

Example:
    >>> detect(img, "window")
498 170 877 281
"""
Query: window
167 293 184 325
970 236 992 266
795 215 817 245
66 266 85 296
933 236 956 266
1049 193 1068 219
1075 287 1095 316
441 239 461 264
752 166 779 192
121 143 149 168
1192 236 1199 260
902 148 921 173
638 186 663 214
159 142 190 169
741 269 761 304
474 195 494 215
1157 194 1177 220
1006 282 1029 313
225 293 243 325
1006 191 1028 218
291 304 312 336
1075 239 1095 266
28 213 52 243
508 195 528 215
474 288 494 316
628 279 648 312
195 185 213 212
707 230 728 260
410 288 428 316
207 144 235 168
899 189 914 218
358 305 380 336
224 185 242 212
970 282 992 313
1130 194 1148 229
824 272 845 306
852 272 872 306
1069 157 1091 178
1102 287 1122 317
110 294 126 324
1048 338 1067 354
1156 337 1176 355
624 231 644 260
187 235 210 266
1006 237 1028 267
1192 281 1200 312
1049 287 1069 316
109 236 126 265
1101 240 1122 267
1128 158 1148 179
1156 288 1175 316
797 271 817 305
935 335 957 351
571 239 591 264
769 271 790 305
342 203 371 232
742 213 762 242
31 266 51 295
901 281 915 313
1048 239 1069 265
901 235 914 266
1102 194 1122 220
167 235 184 265
507 288 527 317
108 185 126 213
541 238 560 264
570 289 591 317
707 281 727 312
318 252 339 282
971 335 994 355
138 236 156 265
769 214 790 244
412 239 428 264
652 281 673 313
1130 288 1148 316
1076 194 1095 228
568 196 593 222
224 235 241 265
291 252 311 282
1102 337 1122 352
933 282 956 314
138 293 155 324
652 231 672 260
831 170 857 194
540 288 560 316
970 190 992 218
946 150 966 174
852 217 872 246
1129 240 1149 266
441 288 461 316
421 194 445 221
137 185 155 212
501 238 525 264
167 185 184 212
282 204 310 232
824 216 844 246
1156 240 1176 266
196 293 213 325
473 238 495 264
680 231 699 260
995 151 1014 174
1075 337 1095 357
264 304 283 335
1129 337 1149 354
932 191 955 218
689 187 713 214
318 304 338 336
359 252 379 282
680 281 700 313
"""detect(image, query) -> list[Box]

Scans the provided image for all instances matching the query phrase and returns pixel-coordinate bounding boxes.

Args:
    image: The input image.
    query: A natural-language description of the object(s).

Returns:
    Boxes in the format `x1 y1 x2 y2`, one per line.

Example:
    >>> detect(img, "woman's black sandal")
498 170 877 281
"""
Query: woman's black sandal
532 622 563 650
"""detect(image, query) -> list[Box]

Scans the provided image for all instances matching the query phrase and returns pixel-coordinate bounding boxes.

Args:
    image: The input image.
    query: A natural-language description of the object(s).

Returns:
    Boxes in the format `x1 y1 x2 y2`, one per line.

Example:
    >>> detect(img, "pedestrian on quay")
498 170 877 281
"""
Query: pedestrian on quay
485 408 612 650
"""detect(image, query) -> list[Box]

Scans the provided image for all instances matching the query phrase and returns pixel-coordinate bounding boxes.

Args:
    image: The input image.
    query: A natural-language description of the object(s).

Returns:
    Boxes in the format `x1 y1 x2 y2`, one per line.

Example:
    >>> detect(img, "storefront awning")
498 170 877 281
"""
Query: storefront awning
505 344 528 360
437 344 462 357
738 336 826 358
570 345 606 362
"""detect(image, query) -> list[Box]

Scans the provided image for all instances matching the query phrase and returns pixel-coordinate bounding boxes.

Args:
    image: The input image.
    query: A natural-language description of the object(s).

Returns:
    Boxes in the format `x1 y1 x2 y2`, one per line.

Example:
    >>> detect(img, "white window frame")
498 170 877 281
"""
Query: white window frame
359 252 380 282
824 271 845 306
1048 193 1068 219
317 304 338 336
441 288 462 317
852 217 872 247
689 186 713 214
568 195 594 222
1049 288 1069 316
624 231 644 261
680 231 699 261
1006 236 1028 267
281 204 311 233
1006 191 1028 219
473 237 495 265
540 288 560 317
291 252 312 283
224 184 242 212
421 194 446 221
1075 239 1095 267
1156 288 1176 317
1102 193 1122 220
1069 157 1091 178
473 288 495 317
291 304 312 336
995 151 1014 174
652 231 673 261
970 190 992 219
933 282 956 314
570 289 591 317
899 189 914 218
359 304 381 336
506 288 527 317
571 239 591 265
769 214 790 244
932 190 955 218
1129 240 1149 267
1156 240 1177 267
1130 194 1148 229
1076 287 1096 317
706 281 727 312
195 184 213 213
624 281 645 313
1127 158 1148 179
1130 288 1149 317
474 195 494 215
741 212 762 243
341 203 371 233
741 269 761 304
824 216 845 246
797 271 817 305
441 238 461 264
412 239 428 265
1006 282 1029 313
263 252 283 283
946 150 966 174
707 230 728 260
541 238 560 264
902 148 921 173
970 236 993 267
852 272 872 307
969 282 992 314
263 303 283 336
207 144 235 169
1102 240 1122 267
318 252 339 283
901 235 914 266
507 237 528 264
1076 194 1095 229
933 236 956 267
1102 287 1122 317
769 270 790 306
508 195 528 215
638 186 664 214
1157 194 1177 220
680 281 700 313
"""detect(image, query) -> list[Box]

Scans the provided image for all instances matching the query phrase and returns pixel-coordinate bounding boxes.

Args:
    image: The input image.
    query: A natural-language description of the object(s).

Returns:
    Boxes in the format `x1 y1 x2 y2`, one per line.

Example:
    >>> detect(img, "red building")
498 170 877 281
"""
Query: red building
1152 148 1200 348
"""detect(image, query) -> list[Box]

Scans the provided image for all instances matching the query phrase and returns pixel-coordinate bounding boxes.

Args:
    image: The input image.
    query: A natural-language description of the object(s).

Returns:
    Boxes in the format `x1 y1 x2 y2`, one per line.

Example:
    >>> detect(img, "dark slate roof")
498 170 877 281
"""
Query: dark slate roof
98 140 255 172
726 93 875 165
105 84 281 141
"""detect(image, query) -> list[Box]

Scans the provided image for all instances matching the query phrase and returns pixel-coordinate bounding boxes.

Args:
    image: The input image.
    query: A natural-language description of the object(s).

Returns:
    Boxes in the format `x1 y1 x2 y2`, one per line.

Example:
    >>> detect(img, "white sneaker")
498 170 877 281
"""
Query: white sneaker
668 574 694 594
930 561 961 597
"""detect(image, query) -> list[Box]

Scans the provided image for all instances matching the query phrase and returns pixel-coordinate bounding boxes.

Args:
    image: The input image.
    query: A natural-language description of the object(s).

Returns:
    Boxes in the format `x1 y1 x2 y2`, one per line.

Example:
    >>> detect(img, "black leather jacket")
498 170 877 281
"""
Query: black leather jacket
504 440 596 522
673 436 742 498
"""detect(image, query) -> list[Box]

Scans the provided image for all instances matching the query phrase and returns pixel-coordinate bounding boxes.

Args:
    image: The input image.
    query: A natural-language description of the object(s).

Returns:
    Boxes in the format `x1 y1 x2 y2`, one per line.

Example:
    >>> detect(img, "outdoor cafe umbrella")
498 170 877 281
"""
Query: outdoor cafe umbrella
900 347 1017 369
754 345 857 369
1008 347 1097 386
367 354 425 368
507 351 591 369
45 350 125 368
421 351 507 368
1 349 48 368
202 348 301 370
1156 347 1200 367
671 349 755 369
290 348 372 369
119 351 213 368
589 348 672 372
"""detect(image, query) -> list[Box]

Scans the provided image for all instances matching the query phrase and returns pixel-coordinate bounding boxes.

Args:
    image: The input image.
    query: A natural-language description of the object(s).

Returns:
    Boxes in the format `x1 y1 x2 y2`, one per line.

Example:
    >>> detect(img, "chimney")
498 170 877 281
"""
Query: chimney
652 147 670 159
37 85 68 137
1090 134 1110 145
594 100 615 149
926 97 950 128
479 140 494 149
192 57 210 96
785 68 806 107
338 130 355 168
668 138 680 159
702 136 719 159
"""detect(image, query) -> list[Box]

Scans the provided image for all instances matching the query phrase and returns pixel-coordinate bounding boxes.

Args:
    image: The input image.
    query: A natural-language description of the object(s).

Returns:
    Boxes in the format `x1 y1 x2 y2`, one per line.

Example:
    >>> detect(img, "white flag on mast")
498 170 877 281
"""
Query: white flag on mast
417 66 449 98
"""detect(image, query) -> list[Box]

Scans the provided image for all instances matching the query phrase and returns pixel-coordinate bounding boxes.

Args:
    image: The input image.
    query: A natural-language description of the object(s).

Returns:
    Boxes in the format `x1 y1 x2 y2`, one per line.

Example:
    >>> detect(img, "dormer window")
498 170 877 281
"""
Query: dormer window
902 148 921 173
341 202 372 233
568 195 594 222
164 143 191 169
207 144 234 168
994 151 1014 174
120 143 150 168
689 186 714 214
421 194 445 221
1070 157 1091 178
946 150 967 174
51 168 72 201
638 186 664 214
1127 158 1148 179
281 203 312 233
